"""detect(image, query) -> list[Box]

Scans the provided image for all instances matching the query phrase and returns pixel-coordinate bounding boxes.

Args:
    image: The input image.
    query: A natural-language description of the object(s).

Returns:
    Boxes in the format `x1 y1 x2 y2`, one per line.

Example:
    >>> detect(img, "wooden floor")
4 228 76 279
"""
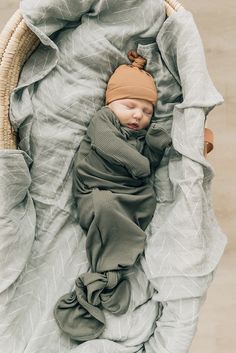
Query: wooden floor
1 0 235 352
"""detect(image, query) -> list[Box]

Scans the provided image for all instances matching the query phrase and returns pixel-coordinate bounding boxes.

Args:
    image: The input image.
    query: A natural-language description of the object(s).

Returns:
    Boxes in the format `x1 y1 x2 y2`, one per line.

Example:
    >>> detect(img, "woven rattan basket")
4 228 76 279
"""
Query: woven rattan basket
0 0 194 151
0 9 40 149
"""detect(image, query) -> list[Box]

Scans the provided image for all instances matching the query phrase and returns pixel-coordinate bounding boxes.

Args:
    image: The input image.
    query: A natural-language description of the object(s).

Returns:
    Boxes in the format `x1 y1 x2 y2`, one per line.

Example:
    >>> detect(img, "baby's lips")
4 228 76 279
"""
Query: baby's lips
128 123 139 128
127 123 139 130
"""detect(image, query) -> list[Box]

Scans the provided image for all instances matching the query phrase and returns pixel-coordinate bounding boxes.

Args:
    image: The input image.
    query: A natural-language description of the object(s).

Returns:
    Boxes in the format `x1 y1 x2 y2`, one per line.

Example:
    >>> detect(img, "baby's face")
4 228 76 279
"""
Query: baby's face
107 98 153 130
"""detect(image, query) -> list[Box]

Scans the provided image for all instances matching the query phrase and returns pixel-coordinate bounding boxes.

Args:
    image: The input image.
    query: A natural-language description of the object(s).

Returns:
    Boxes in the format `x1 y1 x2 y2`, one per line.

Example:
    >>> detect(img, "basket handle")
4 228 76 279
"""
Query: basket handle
164 0 184 17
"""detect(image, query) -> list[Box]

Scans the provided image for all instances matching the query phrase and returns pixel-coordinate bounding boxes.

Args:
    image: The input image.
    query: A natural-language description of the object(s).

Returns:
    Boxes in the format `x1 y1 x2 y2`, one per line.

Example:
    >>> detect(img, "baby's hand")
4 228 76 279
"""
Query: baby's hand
146 124 172 150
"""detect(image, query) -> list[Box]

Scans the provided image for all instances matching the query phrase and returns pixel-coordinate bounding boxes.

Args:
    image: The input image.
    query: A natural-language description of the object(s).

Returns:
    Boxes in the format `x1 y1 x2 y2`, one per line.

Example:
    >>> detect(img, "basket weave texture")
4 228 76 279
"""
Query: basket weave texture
0 9 39 149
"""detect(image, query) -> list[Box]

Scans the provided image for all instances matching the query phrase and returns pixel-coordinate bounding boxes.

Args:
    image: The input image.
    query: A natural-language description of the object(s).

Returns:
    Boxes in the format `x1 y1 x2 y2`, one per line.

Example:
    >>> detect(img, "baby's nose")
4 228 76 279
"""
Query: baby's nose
133 109 143 119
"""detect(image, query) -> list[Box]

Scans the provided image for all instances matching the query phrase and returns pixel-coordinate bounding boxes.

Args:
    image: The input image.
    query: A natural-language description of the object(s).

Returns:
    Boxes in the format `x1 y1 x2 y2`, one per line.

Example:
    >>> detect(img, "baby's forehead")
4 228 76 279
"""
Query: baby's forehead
117 98 153 109
120 98 144 104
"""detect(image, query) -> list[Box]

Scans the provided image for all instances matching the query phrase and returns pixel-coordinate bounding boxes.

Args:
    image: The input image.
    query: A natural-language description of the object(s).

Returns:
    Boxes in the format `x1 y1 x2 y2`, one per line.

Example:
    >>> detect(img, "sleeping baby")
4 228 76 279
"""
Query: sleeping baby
54 50 172 342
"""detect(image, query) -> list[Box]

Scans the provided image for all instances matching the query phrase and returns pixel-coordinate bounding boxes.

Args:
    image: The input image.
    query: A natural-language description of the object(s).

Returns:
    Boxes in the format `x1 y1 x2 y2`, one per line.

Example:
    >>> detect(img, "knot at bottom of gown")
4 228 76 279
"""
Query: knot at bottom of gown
54 271 131 341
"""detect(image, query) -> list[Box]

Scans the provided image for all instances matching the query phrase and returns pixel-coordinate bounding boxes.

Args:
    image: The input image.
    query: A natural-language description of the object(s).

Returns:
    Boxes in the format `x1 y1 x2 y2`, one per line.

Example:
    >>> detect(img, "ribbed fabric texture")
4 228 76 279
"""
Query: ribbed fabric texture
105 64 158 105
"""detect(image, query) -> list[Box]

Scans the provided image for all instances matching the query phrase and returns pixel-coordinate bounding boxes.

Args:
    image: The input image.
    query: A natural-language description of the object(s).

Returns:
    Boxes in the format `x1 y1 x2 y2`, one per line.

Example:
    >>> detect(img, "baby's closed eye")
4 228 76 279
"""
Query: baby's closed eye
125 104 134 109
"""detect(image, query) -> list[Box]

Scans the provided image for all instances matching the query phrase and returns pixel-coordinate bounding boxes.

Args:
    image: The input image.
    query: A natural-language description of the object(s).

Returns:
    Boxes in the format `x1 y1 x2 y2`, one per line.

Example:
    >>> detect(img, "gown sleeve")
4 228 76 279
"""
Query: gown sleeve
143 124 172 170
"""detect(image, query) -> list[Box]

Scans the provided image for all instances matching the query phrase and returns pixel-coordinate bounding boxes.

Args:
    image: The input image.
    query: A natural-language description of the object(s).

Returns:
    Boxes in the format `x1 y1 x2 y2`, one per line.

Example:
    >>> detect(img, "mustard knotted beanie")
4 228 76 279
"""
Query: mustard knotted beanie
105 50 158 106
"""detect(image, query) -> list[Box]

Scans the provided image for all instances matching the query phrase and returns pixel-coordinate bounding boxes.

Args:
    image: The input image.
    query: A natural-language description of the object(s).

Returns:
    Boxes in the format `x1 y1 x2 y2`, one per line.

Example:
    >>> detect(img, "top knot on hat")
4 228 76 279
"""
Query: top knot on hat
105 50 158 106
127 50 147 69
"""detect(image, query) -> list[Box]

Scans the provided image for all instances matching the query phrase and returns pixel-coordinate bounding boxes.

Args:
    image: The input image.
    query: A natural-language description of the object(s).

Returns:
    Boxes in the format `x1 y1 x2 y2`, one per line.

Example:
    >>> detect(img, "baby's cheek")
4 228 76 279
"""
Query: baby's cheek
118 115 129 126
142 117 151 128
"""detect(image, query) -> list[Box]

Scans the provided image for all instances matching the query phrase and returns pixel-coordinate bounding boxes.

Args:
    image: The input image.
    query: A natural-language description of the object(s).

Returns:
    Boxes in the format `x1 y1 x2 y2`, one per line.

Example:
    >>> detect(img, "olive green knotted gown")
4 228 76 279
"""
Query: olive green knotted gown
54 106 172 341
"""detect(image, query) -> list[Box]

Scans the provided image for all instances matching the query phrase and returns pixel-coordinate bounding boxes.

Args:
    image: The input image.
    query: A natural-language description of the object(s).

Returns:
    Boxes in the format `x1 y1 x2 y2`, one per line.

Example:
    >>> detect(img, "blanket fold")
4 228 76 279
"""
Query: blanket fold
0 150 36 295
